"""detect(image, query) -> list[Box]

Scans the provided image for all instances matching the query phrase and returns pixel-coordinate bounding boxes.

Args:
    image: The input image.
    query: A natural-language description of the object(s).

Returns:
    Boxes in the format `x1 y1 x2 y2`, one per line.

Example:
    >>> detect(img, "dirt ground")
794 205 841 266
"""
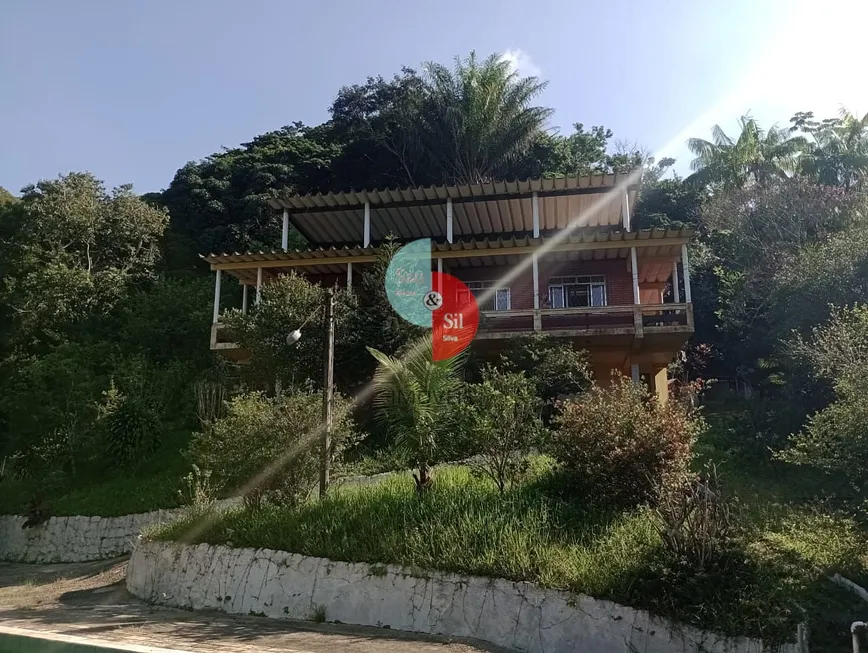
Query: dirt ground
0 557 500 652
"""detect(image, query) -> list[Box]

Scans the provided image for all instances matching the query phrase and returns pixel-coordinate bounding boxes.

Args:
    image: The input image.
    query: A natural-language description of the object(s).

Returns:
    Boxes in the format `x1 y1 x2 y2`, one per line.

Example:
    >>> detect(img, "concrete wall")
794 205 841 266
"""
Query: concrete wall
0 499 236 563
127 540 796 653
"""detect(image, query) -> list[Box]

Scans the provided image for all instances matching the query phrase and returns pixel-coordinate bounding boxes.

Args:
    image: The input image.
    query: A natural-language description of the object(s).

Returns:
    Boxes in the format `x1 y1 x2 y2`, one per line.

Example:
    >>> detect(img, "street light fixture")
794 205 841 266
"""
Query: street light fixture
285 287 336 498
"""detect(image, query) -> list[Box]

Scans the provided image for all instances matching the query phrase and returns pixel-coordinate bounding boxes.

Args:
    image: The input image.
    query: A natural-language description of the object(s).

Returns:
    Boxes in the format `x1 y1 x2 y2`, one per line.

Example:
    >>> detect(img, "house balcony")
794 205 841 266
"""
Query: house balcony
477 303 693 339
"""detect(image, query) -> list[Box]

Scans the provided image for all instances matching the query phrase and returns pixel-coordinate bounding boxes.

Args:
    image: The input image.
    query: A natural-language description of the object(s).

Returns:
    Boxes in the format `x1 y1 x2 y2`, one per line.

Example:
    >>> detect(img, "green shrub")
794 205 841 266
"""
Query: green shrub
498 334 591 403
96 382 161 470
187 390 356 508
551 376 700 507
779 374 868 488
460 369 545 492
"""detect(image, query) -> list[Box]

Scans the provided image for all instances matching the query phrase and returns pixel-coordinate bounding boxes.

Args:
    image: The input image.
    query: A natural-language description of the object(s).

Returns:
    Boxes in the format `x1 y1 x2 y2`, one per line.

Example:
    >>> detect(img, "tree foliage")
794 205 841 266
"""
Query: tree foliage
368 336 465 491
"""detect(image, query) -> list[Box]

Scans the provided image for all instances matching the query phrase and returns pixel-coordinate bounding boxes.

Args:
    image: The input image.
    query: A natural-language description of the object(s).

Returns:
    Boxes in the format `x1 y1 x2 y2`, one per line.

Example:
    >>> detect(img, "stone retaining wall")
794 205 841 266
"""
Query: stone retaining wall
127 540 796 653
0 499 236 563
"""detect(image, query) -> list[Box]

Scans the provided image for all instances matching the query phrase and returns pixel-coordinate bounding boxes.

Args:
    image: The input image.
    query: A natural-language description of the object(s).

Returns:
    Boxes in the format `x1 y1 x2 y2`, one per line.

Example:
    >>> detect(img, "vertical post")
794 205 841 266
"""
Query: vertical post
672 261 681 303
256 267 263 305
363 201 371 248
242 284 249 314
282 209 289 250
852 622 866 653
320 288 335 498
446 198 453 243
532 253 541 331
532 191 540 238
212 270 222 323
437 257 443 293
622 191 631 232
681 244 692 303
346 262 353 292
630 247 640 304
631 363 640 384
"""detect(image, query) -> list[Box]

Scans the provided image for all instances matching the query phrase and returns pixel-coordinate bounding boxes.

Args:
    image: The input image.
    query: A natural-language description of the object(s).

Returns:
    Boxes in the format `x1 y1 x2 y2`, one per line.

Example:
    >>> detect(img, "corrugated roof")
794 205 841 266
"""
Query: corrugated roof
266 173 639 245
202 226 691 268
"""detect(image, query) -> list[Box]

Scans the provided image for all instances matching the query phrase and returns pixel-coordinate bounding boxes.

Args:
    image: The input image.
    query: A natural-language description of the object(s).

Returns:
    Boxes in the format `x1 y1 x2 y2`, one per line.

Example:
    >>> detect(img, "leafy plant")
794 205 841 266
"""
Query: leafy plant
461 369 545 493
178 464 217 514
368 335 465 492
96 381 161 470
653 464 734 569
498 334 591 406
187 390 356 509
551 376 701 507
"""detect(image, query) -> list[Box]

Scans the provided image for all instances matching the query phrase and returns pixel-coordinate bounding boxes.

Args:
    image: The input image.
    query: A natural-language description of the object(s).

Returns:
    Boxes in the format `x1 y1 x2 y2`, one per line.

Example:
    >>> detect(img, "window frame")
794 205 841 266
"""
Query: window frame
462 280 511 312
547 275 607 309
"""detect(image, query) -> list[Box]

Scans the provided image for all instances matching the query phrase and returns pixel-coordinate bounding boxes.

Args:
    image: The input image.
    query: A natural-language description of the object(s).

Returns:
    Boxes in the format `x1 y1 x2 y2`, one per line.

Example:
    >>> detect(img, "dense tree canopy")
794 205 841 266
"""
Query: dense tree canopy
3 48 868 505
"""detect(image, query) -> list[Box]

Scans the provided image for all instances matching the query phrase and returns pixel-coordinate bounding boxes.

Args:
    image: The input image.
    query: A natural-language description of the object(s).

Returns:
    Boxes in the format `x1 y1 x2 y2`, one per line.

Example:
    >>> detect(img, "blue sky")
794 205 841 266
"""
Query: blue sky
2 0 865 195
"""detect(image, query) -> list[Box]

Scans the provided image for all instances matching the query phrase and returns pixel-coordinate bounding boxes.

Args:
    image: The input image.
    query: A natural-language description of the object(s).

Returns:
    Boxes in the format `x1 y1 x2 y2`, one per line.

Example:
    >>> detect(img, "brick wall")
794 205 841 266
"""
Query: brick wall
446 258 635 310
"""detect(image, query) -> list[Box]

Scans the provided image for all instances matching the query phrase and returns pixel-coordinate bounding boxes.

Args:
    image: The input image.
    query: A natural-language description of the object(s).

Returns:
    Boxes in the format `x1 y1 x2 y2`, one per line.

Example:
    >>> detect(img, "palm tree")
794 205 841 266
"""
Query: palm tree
797 108 868 190
686 115 807 190
420 52 553 185
367 336 465 492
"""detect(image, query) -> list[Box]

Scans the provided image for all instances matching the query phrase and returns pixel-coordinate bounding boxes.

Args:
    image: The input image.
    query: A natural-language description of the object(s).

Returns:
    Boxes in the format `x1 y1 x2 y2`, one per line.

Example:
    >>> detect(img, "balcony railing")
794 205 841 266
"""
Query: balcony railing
477 303 692 339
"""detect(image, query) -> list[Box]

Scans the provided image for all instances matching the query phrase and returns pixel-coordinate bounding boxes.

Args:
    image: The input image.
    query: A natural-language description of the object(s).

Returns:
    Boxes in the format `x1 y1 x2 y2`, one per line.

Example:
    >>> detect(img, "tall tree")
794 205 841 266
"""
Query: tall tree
686 115 806 190
419 52 553 184
0 173 168 353
329 69 429 189
792 108 868 190
158 123 339 268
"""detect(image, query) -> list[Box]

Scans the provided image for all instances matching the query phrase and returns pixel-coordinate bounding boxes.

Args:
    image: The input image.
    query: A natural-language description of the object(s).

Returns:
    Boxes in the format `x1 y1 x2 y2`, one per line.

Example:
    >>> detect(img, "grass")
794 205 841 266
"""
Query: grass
153 450 868 649
0 441 190 517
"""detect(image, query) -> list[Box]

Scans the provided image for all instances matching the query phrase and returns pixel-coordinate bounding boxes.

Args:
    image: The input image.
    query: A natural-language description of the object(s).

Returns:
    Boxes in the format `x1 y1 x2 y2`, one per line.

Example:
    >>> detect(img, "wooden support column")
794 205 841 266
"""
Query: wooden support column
630 247 640 304
363 202 371 248
532 191 540 238
242 284 249 314
282 209 289 249
652 367 669 404
681 244 692 302
256 267 263 305
346 262 353 292
622 191 631 232
532 253 541 331
672 261 681 303
320 288 335 498
212 270 222 323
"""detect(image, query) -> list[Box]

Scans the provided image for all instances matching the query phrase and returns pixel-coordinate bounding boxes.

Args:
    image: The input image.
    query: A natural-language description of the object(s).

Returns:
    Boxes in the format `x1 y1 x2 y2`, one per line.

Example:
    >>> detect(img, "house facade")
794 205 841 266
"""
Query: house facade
203 173 693 402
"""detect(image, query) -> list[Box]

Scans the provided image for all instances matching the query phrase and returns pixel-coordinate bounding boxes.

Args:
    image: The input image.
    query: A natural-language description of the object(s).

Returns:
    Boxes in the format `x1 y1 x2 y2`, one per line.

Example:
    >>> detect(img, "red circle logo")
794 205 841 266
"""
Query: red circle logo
431 272 479 361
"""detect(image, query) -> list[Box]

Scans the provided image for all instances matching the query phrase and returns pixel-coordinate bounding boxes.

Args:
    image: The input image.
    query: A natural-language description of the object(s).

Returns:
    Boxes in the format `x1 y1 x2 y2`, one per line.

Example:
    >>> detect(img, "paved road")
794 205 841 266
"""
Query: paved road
0 558 502 653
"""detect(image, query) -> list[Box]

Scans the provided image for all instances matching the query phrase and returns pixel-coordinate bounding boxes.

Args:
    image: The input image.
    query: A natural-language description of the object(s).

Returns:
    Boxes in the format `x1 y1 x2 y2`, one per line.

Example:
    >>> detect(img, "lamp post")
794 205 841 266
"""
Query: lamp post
286 287 335 498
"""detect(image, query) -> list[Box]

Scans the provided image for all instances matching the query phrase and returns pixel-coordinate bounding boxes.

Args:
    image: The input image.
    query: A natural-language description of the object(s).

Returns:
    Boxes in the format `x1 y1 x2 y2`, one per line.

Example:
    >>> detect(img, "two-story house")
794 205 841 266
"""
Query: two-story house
202 173 693 403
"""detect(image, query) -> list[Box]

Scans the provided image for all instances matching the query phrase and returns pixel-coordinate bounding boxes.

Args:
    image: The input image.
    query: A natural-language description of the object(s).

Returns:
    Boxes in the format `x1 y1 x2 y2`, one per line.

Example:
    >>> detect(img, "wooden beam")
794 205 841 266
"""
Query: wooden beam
213 254 378 271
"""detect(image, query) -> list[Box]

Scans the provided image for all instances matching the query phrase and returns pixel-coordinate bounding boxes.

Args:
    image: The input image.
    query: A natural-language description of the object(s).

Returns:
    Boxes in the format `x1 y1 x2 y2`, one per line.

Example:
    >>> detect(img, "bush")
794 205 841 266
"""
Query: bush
187 390 356 508
96 381 161 470
460 369 545 493
653 464 734 569
778 374 868 489
551 376 701 507
498 334 591 403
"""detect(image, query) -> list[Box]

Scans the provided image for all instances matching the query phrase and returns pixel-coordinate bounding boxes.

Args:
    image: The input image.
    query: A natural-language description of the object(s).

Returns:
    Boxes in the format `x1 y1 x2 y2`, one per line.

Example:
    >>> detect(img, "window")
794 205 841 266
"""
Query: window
548 276 607 308
461 280 511 311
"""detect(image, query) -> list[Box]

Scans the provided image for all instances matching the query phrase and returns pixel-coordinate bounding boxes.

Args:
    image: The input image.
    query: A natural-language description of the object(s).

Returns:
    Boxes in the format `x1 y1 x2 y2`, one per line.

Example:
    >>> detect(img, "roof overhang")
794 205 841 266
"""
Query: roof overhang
202 226 690 282
267 173 639 246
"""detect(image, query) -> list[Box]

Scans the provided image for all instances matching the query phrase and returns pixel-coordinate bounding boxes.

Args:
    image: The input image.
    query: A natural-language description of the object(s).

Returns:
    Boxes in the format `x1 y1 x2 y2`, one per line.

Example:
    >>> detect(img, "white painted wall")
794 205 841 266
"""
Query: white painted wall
128 540 796 653
0 499 237 563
